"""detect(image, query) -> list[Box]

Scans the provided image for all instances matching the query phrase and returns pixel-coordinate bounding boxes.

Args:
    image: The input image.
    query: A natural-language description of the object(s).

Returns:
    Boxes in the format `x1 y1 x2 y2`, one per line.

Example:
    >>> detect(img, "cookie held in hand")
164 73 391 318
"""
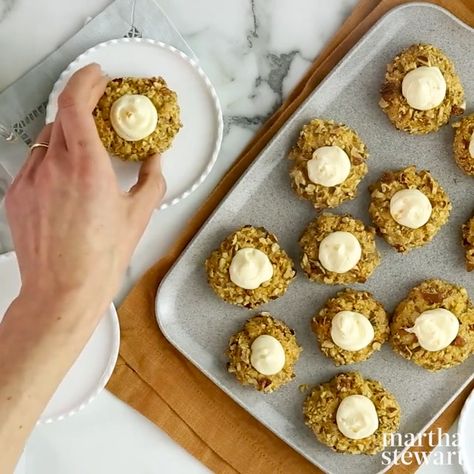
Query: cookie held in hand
93 76 182 161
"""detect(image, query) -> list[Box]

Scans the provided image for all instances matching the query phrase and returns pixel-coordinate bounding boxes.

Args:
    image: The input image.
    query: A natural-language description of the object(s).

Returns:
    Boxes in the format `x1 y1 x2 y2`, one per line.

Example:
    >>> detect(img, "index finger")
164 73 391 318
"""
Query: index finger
52 63 107 151
58 63 107 113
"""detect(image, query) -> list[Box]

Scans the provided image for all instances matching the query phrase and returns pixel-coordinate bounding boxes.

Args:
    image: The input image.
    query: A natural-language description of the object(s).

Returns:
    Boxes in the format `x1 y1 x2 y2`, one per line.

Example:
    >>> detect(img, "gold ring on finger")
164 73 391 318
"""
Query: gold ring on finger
30 142 49 152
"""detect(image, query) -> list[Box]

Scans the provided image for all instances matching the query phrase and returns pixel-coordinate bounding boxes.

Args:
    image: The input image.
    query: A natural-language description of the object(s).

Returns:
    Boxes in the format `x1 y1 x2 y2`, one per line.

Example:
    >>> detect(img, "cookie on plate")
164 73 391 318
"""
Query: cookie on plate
452 114 474 176
462 214 474 272
303 372 400 454
311 289 389 366
368 166 451 253
93 76 182 161
391 279 474 371
299 213 380 285
379 44 464 134
288 119 368 210
205 225 296 309
226 313 302 393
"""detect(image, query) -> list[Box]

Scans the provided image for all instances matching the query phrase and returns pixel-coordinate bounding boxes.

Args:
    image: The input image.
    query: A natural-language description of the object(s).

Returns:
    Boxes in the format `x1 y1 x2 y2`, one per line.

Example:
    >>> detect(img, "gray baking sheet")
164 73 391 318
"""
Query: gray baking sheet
156 4 474 473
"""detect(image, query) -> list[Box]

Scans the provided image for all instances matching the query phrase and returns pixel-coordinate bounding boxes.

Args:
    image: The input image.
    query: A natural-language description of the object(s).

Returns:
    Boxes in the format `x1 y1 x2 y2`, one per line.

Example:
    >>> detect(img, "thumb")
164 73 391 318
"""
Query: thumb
129 153 167 208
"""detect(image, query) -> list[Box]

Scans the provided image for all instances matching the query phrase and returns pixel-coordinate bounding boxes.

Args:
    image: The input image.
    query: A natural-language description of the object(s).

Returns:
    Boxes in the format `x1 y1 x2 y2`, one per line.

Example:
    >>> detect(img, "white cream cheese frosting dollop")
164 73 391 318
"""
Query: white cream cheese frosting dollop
110 94 158 141
229 248 273 290
390 189 432 229
469 132 474 159
336 395 379 440
318 231 362 273
307 146 351 186
331 311 375 351
401 66 446 111
405 308 459 351
250 335 286 375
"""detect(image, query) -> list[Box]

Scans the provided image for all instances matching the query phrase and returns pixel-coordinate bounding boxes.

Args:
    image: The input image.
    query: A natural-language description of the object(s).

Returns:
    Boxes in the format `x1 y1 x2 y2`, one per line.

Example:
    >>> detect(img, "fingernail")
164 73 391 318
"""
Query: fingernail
89 62 109 79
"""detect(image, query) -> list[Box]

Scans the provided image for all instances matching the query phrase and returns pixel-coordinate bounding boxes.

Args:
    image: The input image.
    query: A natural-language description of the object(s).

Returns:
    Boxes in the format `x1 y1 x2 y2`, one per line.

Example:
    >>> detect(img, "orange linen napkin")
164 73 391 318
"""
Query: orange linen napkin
107 0 474 472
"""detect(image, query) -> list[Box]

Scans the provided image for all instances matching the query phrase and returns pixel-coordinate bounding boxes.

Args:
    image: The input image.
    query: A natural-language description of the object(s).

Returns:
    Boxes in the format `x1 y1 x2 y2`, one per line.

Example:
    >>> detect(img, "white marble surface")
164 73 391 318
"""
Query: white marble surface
0 0 464 473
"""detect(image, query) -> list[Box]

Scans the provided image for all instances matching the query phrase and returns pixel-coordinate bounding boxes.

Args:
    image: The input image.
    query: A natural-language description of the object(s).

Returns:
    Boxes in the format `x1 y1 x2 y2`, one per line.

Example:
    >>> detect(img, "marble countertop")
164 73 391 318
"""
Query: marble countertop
0 0 462 473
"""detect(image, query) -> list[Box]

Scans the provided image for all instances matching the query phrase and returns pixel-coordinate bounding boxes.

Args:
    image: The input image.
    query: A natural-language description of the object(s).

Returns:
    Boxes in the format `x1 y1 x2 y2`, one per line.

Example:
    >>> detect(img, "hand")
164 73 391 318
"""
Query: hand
0 64 166 471
5 63 166 321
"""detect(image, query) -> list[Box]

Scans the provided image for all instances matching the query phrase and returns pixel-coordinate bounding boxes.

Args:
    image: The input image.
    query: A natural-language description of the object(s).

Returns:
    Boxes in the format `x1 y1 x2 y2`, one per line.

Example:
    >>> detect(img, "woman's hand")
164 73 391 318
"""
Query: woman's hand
0 64 166 473
5 63 165 319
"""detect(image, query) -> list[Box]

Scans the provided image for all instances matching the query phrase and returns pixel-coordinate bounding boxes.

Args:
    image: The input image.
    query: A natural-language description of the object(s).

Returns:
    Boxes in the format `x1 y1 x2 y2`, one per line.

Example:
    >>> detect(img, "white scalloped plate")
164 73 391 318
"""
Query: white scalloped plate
0 251 120 423
458 388 474 474
46 38 223 210
13 452 25 474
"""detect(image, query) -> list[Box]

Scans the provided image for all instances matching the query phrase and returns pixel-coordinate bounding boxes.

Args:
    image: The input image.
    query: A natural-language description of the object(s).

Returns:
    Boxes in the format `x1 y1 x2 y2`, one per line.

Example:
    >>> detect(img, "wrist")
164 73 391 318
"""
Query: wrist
13 287 108 331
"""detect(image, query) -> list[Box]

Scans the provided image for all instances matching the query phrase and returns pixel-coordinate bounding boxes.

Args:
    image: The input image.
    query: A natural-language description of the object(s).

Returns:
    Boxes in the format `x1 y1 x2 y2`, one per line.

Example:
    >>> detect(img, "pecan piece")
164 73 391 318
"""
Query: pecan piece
380 171 396 184
417 55 430 65
380 82 398 101
421 291 445 304
337 376 354 391
451 105 465 116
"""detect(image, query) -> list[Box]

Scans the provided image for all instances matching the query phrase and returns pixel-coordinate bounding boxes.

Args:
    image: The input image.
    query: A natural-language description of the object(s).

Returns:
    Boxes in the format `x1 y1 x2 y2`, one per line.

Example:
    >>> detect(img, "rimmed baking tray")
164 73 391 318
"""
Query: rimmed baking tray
156 4 474 473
